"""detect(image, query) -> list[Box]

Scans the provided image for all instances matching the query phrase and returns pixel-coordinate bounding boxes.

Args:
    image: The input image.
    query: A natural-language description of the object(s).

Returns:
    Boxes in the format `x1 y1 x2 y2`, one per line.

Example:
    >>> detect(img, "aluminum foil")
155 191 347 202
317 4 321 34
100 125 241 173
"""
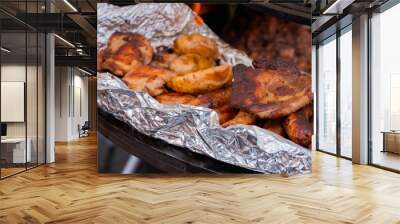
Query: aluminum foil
97 3 312 175
97 3 252 66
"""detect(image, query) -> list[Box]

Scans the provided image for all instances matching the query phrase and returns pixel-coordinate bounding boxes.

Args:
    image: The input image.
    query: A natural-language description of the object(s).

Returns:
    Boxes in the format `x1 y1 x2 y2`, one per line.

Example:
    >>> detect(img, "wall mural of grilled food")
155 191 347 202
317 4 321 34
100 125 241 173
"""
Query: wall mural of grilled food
97 3 312 175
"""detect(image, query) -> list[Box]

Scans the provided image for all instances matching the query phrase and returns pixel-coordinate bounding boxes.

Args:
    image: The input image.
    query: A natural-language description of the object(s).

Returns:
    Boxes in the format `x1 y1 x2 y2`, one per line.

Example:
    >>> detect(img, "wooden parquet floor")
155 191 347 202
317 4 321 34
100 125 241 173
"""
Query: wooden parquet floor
1 135 400 224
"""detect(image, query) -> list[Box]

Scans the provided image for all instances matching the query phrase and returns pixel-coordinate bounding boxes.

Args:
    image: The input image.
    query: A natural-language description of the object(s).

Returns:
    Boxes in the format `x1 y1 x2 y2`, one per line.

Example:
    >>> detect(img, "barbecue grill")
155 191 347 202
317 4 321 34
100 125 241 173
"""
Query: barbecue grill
98 2 312 174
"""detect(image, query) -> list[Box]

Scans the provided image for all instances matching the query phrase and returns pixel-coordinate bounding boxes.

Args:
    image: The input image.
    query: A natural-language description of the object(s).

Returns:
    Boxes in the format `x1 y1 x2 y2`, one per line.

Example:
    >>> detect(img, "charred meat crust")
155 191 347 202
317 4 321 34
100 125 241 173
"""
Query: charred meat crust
283 104 313 148
231 63 312 119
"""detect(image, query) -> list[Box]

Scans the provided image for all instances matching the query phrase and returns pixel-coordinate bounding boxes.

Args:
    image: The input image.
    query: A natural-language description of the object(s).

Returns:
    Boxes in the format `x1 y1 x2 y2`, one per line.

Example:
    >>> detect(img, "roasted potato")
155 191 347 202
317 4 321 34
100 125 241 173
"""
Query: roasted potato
167 65 232 94
173 33 219 59
169 53 215 74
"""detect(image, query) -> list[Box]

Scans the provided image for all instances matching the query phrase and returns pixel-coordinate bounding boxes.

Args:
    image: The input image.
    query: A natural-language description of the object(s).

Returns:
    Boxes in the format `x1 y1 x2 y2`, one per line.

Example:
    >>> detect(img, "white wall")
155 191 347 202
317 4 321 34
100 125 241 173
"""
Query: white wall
1 65 42 138
1 65 26 139
71 73 89 138
55 66 70 141
54 67 89 141
1 63 46 164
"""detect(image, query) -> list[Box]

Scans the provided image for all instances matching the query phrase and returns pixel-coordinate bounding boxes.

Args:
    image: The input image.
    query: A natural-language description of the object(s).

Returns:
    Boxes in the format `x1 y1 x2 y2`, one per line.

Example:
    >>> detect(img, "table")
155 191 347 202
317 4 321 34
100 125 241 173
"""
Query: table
381 131 400 154
1 138 31 164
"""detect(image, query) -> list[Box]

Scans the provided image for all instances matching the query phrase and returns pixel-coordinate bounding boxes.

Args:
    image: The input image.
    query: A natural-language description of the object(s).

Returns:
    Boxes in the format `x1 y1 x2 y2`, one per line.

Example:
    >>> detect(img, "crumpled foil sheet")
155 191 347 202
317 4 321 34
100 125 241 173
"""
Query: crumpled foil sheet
97 3 252 66
97 3 312 175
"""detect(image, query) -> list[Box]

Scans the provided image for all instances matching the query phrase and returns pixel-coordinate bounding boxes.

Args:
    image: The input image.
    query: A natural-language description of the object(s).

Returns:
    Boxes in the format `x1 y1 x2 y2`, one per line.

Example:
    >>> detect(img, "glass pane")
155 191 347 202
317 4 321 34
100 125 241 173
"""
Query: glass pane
317 36 337 154
27 31 38 169
371 4 400 171
312 45 317 150
340 28 352 158
1 30 27 177
38 32 45 165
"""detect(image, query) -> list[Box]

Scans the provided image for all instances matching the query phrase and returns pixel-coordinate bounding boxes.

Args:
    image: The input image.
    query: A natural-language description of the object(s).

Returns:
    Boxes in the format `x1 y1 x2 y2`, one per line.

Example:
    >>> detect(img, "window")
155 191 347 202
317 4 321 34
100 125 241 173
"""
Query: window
370 3 400 171
312 45 317 150
0 1 46 179
339 27 352 158
317 35 337 154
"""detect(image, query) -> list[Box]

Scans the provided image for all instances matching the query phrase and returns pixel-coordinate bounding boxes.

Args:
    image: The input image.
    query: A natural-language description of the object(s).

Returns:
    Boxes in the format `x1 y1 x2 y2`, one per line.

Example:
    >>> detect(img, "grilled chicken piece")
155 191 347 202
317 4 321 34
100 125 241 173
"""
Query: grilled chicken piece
263 119 285 136
214 105 238 124
107 32 153 64
225 15 312 72
150 46 178 69
169 53 215 74
296 57 311 73
195 87 235 122
279 47 295 60
101 32 153 76
102 44 142 77
156 92 200 106
222 110 257 128
283 104 313 148
122 72 166 96
156 91 236 124
122 64 177 97
231 62 312 119
196 86 232 108
128 63 176 82
167 65 232 94
156 86 233 107
173 33 219 59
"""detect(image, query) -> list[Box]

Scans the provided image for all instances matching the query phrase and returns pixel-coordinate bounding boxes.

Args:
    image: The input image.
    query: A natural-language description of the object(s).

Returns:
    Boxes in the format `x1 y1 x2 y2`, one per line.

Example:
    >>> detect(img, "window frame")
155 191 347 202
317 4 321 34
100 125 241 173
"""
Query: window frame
315 23 353 160
367 0 400 173
0 0 47 180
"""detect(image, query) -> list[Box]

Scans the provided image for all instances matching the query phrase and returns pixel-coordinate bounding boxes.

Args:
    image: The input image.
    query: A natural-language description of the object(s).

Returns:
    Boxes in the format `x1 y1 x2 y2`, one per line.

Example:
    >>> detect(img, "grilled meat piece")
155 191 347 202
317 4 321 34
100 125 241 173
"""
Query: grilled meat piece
107 32 153 64
173 33 219 59
231 63 312 119
128 63 176 82
279 47 295 60
156 93 236 125
296 57 311 73
263 119 285 137
167 65 232 94
122 64 177 97
169 53 215 74
194 87 236 123
283 104 313 148
101 32 153 76
156 86 232 110
196 86 232 108
214 105 238 124
222 110 257 128
102 44 142 77
156 92 200 106
225 15 311 73
150 46 178 69
122 72 166 96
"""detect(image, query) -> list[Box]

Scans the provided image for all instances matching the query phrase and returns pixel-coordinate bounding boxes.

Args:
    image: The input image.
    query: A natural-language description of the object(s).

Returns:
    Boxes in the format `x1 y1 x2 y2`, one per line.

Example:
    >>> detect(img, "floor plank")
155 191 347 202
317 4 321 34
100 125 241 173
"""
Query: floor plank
1 135 400 224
